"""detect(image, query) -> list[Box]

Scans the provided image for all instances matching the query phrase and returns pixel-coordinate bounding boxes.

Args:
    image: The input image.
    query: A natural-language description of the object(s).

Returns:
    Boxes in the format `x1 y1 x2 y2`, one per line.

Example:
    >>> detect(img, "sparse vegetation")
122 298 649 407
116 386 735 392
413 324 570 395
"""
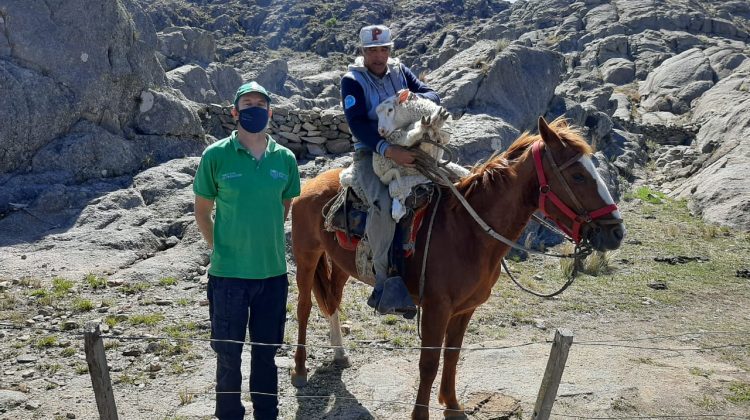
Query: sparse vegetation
129 313 165 326
121 282 150 295
74 364 88 375
34 335 58 349
158 277 178 287
51 277 74 296
84 273 107 289
72 297 94 312
727 381 750 403
178 388 195 406
623 186 667 204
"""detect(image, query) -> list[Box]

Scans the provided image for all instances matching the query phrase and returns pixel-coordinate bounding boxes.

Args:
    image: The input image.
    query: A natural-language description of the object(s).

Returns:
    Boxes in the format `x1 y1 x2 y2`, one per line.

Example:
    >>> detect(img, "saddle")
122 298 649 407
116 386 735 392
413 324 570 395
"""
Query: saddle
323 183 435 259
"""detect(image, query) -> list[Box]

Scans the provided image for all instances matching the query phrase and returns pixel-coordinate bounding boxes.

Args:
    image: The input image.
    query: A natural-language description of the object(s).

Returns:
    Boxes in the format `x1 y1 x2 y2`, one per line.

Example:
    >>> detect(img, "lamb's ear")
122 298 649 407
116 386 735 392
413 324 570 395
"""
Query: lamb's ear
397 89 410 104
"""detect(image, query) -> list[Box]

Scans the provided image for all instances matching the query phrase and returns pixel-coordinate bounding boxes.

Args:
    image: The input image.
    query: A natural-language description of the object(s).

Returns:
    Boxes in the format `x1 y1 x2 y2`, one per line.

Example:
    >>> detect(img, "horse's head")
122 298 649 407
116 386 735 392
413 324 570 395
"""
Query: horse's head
532 117 625 251
376 90 414 137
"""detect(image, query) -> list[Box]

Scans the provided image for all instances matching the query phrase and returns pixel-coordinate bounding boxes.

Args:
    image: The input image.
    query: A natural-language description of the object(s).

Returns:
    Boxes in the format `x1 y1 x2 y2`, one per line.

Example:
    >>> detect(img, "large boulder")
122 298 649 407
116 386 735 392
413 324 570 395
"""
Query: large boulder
671 62 750 230
157 26 216 70
449 113 520 165
430 41 565 131
134 88 204 137
167 64 220 104
206 63 243 104
639 48 714 114
600 58 636 85
0 61 77 173
0 0 164 173
31 121 142 182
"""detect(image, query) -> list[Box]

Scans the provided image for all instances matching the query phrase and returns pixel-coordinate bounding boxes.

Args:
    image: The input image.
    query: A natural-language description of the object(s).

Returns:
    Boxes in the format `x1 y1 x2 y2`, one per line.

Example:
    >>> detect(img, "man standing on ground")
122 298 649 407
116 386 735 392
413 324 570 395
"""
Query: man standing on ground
193 81 301 420
341 24 440 317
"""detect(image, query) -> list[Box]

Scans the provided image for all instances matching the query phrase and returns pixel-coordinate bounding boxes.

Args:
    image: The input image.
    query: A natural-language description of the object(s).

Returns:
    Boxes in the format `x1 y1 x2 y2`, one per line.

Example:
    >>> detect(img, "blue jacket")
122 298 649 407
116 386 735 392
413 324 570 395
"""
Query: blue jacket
341 57 440 155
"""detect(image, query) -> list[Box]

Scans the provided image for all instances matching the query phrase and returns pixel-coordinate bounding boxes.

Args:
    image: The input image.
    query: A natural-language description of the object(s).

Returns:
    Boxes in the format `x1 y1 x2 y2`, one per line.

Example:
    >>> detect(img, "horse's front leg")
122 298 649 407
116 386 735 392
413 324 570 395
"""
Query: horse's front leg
412 306 451 420
438 310 475 419
291 251 321 387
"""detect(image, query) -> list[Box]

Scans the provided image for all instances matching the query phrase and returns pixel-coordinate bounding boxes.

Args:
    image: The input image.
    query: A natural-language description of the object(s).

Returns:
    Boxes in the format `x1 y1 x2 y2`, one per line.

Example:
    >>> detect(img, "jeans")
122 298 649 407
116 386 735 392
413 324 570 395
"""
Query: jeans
207 274 289 420
352 150 396 281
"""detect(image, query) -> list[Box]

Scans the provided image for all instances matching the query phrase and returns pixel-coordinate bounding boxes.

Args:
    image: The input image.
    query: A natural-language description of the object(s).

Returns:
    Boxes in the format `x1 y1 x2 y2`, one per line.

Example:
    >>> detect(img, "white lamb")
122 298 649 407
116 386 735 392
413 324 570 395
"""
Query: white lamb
373 90 451 221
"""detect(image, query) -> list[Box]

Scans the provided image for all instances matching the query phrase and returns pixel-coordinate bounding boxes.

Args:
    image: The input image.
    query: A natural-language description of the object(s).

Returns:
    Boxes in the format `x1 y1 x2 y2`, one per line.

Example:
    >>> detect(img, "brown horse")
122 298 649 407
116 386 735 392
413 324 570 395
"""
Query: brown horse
290 117 625 419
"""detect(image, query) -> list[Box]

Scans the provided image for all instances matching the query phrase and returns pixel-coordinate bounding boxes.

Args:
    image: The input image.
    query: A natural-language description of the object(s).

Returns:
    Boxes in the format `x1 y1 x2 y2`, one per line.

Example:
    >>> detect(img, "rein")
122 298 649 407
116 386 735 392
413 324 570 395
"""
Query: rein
411 140 605 299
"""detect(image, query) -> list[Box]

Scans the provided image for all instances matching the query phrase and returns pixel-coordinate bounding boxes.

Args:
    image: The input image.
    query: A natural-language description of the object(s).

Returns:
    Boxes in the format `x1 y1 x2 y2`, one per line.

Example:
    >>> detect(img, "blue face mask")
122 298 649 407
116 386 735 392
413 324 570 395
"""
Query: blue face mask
238 106 269 133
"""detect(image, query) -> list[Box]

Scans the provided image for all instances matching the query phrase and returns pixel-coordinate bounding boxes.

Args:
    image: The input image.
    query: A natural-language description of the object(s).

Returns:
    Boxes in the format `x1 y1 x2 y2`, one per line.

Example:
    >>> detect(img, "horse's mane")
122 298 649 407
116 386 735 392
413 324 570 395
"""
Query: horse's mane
456 118 592 196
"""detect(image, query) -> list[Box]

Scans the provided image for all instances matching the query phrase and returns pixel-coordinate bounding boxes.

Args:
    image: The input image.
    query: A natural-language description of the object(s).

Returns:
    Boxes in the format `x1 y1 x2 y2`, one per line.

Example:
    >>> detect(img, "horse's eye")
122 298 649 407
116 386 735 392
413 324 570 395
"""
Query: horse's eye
571 173 586 183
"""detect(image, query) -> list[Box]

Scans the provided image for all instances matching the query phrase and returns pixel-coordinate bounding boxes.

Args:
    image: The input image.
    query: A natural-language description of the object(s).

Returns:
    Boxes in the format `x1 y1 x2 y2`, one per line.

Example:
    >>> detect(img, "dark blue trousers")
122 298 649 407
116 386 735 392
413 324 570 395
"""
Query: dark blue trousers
207 274 288 420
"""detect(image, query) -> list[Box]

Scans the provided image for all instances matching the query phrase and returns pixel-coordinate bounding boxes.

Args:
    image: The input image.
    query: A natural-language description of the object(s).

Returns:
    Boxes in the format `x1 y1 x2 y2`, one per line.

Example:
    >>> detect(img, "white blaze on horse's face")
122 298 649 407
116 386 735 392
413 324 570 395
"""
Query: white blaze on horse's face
579 155 623 220
376 97 398 137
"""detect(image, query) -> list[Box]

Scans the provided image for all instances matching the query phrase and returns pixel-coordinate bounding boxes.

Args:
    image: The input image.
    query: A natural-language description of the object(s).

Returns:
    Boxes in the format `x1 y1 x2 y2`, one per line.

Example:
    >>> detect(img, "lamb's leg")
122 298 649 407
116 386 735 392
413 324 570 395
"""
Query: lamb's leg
405 120 426 147
381 168 402 184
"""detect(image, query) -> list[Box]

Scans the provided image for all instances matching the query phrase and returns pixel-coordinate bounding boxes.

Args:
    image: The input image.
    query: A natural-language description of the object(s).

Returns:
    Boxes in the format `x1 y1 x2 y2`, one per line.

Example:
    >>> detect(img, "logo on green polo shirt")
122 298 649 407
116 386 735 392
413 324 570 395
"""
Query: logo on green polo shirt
269 169 288 181
221 172 243 180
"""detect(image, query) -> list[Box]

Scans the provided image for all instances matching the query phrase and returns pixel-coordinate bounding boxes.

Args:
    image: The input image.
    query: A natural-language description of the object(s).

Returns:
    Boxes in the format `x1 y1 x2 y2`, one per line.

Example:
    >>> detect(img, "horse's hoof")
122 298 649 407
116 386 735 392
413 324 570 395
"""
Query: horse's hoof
333 355 351 368
443 408 467 419
290 369 308 388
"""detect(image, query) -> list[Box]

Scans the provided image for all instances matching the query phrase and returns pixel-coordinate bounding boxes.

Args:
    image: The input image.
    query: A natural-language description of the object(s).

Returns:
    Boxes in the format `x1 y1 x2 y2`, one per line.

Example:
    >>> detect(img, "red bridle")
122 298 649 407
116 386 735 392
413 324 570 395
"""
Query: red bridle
532 142 619 243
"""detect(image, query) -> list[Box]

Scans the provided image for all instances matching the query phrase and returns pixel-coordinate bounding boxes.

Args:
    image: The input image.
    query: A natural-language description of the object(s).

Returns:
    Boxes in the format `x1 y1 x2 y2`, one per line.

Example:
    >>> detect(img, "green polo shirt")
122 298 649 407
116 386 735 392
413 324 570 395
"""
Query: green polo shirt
193 132 301 279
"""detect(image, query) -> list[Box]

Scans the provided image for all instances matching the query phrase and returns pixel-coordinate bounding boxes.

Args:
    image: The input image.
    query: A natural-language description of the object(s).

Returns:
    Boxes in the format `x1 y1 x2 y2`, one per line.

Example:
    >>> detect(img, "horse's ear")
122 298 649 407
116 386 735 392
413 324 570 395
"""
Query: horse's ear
538 116 563 147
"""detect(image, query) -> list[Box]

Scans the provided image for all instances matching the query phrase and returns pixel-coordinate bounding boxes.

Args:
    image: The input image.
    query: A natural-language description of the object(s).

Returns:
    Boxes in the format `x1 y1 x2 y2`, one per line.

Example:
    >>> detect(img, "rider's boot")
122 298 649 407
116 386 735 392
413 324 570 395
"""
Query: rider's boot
375 276 417 319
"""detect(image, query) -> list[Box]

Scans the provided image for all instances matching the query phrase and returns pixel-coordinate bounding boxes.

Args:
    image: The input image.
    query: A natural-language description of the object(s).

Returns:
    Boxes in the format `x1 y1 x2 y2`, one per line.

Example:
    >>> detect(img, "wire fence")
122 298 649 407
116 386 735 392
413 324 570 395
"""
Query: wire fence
2 322 748 353
1 322 749 419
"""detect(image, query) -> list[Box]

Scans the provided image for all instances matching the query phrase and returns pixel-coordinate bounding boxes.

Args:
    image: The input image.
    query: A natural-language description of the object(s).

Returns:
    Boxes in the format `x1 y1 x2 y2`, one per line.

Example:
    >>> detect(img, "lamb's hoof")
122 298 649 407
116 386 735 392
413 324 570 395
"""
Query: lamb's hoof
333 355 351 368
443 408 467 419
290 369 308 388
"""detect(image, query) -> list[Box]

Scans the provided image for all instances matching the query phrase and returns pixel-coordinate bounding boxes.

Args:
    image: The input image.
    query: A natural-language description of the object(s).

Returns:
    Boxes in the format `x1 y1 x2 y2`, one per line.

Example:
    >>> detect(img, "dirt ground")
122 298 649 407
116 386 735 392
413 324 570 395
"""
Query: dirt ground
0 199 749 420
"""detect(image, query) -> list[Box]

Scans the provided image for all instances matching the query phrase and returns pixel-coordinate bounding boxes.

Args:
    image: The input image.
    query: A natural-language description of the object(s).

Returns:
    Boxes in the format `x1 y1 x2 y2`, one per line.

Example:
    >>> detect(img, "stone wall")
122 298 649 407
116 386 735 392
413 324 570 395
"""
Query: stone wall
204 105 353 158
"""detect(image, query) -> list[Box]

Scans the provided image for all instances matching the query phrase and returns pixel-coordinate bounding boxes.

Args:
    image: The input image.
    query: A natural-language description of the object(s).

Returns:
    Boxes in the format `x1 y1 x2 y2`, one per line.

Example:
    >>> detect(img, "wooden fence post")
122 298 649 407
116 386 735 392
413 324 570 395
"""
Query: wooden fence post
532 328 573 420
84 322 119 420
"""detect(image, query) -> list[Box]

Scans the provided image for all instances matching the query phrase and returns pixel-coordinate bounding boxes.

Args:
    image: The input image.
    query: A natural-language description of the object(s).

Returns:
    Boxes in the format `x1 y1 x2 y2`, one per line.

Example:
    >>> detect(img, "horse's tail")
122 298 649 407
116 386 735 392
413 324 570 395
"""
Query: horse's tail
311 253 344 318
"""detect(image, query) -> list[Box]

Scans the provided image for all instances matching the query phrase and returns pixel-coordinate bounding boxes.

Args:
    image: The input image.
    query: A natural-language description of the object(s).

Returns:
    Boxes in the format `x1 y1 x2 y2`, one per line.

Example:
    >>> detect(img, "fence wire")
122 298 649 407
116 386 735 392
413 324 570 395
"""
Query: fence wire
0 322 748 420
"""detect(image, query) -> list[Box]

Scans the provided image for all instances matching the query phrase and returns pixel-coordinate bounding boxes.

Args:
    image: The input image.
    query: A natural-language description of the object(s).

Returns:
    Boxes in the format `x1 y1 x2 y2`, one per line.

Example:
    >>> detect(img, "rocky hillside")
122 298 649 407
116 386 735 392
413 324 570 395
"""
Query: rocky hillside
0 0 749 285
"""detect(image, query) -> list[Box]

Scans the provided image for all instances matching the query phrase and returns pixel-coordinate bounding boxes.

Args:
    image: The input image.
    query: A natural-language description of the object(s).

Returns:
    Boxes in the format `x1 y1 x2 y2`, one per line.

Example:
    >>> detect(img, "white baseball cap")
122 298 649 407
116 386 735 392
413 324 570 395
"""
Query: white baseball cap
359 25 394 48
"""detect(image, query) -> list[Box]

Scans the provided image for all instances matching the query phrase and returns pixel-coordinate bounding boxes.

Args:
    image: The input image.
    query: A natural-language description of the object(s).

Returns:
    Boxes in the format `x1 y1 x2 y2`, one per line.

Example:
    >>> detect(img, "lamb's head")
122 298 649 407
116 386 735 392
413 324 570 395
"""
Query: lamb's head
376 90 417 137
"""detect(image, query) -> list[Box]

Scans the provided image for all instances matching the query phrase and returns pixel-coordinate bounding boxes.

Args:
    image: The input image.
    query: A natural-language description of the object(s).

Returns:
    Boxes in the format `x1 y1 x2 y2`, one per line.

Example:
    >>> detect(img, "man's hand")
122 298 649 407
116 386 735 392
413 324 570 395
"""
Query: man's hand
385 145 417 167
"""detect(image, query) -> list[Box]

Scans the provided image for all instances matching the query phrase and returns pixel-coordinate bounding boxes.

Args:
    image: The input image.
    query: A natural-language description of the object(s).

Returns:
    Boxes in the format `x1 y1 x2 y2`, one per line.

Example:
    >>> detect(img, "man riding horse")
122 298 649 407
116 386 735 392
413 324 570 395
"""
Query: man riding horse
340 24 441 317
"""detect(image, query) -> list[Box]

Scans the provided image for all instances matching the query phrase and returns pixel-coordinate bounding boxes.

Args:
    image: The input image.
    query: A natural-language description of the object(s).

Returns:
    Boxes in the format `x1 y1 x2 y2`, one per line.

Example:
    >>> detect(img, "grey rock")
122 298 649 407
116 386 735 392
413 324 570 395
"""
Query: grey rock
158 26 216 70
16 354 37 363
0 390 28 410
584 4 618 32
600 58 636 85
0 0 163 173
704 44 749 79
134 89 204 137
0 61 77 174
167 65 219 104
672 62 750 230
431 42 564 131
450 113 520 165
207 63 243 104
252 59 289 95
31 121 141 182
639 48 714 114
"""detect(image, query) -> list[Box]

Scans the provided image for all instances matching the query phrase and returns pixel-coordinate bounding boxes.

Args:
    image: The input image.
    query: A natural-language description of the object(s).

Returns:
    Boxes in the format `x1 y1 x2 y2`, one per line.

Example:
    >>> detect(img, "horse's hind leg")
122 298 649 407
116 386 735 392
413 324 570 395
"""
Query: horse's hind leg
291 250 322 388
327 264 351 367
327 309 351 367
438 310 475 419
